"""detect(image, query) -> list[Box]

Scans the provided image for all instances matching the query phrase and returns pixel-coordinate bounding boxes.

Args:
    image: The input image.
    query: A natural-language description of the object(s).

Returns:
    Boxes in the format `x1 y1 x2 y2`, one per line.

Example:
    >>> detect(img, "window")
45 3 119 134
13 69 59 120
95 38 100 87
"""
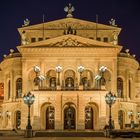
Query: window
8 80 10 99
16 78 22 98
31 38 36 42
97 37 101 41
129 80 131 99
117 78 123 98
38 38 43 41
103 37 108 42
89 37 94 39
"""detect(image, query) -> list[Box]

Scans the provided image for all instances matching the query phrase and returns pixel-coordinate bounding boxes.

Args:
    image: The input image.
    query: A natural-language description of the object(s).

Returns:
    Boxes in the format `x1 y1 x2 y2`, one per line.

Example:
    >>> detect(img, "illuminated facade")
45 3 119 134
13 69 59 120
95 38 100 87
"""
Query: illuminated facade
0 12 140 131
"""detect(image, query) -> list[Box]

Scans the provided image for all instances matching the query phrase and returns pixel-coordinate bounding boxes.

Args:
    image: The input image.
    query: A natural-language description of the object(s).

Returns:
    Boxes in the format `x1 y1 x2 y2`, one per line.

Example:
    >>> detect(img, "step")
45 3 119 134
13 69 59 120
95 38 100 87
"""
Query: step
34 131 105 137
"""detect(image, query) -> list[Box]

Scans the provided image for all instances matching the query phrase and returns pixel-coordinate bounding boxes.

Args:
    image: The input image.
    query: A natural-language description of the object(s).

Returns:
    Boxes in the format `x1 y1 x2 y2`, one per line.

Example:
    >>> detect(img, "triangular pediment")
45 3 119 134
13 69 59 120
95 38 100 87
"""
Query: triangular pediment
18 34 122 49
18 17 121 33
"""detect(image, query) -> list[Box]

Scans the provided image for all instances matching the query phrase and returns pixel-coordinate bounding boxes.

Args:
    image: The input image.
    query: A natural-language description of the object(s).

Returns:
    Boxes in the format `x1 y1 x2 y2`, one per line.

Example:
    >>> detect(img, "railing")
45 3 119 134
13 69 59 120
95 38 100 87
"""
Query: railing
36 86 104 91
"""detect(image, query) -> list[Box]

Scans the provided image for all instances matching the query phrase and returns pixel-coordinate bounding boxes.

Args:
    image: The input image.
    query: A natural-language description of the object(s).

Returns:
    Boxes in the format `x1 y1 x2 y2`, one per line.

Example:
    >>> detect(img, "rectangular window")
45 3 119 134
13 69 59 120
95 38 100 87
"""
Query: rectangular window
31 38 36 42
97 37 101 41
104 37 108 42
38 38 43 41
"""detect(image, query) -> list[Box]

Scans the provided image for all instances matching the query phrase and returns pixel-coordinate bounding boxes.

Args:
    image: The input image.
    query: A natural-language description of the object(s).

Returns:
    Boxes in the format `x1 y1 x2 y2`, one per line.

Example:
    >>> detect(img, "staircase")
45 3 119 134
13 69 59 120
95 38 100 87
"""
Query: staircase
34 130 105 137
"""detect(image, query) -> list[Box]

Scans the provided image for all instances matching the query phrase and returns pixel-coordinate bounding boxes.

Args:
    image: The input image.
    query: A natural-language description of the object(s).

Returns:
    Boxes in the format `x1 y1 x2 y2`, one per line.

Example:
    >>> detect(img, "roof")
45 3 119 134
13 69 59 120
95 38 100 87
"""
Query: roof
18 17 121 34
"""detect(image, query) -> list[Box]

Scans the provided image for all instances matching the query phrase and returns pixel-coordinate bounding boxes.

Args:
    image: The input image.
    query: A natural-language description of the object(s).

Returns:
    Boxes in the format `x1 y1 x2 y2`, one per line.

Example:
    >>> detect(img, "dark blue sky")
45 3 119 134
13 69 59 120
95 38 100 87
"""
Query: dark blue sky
0 0 140 62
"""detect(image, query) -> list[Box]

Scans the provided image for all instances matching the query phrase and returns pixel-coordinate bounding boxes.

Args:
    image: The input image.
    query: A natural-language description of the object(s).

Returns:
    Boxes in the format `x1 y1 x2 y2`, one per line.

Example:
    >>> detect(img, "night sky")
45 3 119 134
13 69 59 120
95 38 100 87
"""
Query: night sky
0 0 140 62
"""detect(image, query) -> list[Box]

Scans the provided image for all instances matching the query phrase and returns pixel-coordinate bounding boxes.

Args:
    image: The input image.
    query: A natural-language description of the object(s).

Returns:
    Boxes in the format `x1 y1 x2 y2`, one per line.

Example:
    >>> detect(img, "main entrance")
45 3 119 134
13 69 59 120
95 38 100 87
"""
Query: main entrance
85 106 93 129
64 105 76 130
46 106 55 129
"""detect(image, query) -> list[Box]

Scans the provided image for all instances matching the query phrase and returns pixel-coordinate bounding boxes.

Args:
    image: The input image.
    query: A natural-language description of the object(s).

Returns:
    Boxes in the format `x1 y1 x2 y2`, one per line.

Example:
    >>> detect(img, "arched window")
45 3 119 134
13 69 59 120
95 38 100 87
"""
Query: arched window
8 80 10 99
49 77 56 89
129 80 131 99
117 78 123 98
16 78 22 98
0 83 4 100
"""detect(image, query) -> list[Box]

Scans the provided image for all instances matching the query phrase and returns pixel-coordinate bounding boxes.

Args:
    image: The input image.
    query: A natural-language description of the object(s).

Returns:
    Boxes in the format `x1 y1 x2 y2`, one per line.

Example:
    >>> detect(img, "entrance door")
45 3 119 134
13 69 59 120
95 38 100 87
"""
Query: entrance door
64 106 75 130
46 106 55 129
118 110 124 129
16 111 21 129
85 106 93 129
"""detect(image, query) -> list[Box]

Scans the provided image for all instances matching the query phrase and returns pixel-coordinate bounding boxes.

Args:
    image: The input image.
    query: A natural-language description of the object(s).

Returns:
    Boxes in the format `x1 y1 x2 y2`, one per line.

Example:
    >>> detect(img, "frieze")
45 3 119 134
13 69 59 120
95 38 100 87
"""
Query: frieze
30 20 119 30
49 37 87 47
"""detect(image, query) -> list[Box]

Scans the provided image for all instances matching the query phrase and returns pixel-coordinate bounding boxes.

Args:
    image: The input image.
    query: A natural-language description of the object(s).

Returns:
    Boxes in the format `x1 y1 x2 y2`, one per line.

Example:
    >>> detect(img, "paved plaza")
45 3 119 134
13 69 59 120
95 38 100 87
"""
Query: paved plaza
0 137 140 140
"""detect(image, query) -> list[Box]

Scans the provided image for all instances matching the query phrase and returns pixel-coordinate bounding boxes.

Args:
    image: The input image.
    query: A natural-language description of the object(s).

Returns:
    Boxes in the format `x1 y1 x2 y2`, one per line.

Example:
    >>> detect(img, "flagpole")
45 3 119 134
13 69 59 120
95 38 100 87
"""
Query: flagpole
95 14 98 40
43 14 45 40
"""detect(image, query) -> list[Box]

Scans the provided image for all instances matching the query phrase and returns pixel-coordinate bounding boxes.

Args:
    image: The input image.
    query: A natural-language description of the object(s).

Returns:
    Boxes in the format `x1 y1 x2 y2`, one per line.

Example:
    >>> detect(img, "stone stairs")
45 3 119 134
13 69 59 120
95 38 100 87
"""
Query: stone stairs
34 130 105 137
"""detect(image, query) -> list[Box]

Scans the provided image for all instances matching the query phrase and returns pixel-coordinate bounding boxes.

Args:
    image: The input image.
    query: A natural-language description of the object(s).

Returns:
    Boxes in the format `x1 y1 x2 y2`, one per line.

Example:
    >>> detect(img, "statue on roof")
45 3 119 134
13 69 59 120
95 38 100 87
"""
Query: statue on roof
64 3 75 18
21 31 29 45
109 18 117 26
22 18 30 27
112 31 118 45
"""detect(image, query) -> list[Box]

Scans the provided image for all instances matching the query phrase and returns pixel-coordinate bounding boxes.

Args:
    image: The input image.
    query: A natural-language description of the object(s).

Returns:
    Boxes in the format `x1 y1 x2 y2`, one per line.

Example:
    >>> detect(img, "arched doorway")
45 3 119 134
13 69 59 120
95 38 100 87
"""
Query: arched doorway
64 105 76 130
85 106 93 129
118 110 125 129
46 106 55 129
15 111 21 129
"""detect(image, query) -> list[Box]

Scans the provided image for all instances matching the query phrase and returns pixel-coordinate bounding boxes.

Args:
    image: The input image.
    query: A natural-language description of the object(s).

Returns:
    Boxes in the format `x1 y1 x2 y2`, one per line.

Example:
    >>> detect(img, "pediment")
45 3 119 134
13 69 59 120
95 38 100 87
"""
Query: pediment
18 17 121 33
18 34 122 49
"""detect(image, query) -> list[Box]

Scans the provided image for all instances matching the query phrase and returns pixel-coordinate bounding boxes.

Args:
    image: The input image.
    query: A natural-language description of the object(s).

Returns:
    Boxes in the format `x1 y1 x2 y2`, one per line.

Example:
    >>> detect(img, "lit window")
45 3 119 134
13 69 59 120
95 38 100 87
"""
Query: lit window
97 37 101 41
16 78 22 98
38 38 43 41
31 38 36 42
117 78 123 98
8 80 10 99
103 37 108 42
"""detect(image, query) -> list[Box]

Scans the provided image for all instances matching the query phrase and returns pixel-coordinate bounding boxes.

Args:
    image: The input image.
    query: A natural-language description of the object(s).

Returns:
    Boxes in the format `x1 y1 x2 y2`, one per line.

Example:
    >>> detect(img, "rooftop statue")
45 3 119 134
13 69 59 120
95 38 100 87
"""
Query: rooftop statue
109 18 117 26
64 3 75 18
22 18 30 27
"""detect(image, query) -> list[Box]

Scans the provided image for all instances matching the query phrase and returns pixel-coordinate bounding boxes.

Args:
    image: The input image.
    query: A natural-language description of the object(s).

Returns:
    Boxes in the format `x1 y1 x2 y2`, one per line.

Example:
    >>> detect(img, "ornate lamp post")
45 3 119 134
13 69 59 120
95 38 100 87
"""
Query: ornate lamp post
128 110 133 119
33 66 45 88
55 66 63 86
137 112 140 129
128 110 134 129
0 112 2 118
33 66 41 86
23 92 35 138
78 66 85 85
105 91 116 131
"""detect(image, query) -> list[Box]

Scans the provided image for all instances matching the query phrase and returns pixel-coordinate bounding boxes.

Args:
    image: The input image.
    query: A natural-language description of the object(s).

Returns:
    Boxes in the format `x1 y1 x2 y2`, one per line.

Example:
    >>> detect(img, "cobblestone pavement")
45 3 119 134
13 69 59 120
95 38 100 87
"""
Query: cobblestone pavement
0 137 140 140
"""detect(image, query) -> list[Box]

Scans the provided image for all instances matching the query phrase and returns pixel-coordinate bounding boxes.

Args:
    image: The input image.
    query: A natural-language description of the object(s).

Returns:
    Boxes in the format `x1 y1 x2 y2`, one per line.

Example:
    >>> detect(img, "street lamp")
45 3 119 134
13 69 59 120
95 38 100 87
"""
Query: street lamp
33 66 45 88
99 66 107 86
128 110 133 118
78 66 85 85
33 66 41 86
0 112 2 118
55 66 63 86
23 92 35 138
137 112 140 129
105 91 116 131
6 111 11 119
